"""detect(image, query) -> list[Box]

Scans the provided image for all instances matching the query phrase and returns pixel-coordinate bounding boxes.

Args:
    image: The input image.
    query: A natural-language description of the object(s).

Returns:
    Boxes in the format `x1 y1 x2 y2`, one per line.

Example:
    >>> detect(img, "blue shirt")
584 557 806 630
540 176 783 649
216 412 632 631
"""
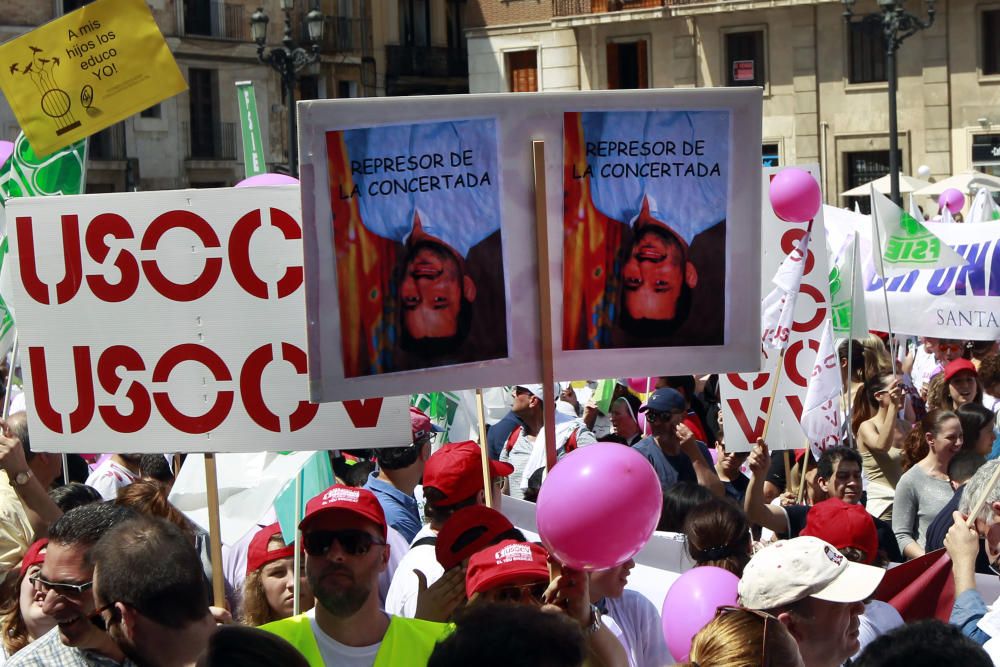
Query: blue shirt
487 411 526 461
363 472 422 543
951 588 991 645
632 436 715 492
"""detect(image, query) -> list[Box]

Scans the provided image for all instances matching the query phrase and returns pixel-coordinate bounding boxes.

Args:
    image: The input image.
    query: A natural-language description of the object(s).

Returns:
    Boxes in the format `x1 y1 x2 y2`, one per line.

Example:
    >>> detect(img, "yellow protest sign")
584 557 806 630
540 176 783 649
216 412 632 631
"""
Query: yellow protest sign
0 0 187 157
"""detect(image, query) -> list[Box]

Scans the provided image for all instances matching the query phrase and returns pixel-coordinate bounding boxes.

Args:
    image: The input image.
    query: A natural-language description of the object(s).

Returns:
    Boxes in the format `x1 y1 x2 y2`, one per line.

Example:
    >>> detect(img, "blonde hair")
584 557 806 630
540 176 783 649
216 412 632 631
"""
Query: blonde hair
688 608 800 667
239 535 288 627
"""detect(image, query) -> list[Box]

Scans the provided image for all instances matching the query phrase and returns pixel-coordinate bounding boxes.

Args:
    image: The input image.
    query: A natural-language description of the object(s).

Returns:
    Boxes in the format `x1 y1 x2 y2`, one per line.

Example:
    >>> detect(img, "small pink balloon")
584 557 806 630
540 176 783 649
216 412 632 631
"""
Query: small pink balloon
939 188 964 215
627 377 650 394
536 443 661 571
235 172 299 188
769 167 821 223
661 566 740 662
0 141 13 170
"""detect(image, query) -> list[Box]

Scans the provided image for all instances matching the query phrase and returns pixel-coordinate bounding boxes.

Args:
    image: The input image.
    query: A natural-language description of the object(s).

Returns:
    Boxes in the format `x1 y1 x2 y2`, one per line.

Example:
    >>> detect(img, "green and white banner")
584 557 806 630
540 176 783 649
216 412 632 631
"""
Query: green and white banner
235 81 266 178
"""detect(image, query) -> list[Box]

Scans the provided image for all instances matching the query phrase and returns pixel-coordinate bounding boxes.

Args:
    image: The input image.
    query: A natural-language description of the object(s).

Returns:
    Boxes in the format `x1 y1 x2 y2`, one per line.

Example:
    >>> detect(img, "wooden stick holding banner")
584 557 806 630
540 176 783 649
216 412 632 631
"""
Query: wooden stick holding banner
203 453 226 608
2 332 17 420
965 460 1000 529
532 140 558 470
293 469 303 614
476 388 493 507
796 446 811 504
760 349 786 443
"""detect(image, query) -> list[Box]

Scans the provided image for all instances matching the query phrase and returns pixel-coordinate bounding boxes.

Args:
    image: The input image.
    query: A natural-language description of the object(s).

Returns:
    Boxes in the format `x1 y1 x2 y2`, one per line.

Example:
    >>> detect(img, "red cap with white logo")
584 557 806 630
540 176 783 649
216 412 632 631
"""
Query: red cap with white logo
299 484 387 538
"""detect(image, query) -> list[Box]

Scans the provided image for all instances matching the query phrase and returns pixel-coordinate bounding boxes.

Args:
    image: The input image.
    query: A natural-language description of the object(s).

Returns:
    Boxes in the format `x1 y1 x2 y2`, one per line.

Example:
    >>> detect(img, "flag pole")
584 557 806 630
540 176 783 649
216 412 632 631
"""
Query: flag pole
870 188 897 381
532 140 558 471
476 388 493 507
761 350 786 443
293 468 303 614
2 332 17 421
845 230 860 448
796 447 811 504
203 453 226 609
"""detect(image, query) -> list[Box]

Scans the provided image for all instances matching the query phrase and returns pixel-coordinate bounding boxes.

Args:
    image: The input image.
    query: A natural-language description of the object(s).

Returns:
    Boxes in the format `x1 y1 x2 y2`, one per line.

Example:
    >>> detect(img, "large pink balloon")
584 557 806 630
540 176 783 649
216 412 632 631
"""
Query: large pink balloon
769 167 821 223
627 377 650 394
939 188 965 215
661 566 740 661
235 172 299 188
536 443 661 570
0 141 13 171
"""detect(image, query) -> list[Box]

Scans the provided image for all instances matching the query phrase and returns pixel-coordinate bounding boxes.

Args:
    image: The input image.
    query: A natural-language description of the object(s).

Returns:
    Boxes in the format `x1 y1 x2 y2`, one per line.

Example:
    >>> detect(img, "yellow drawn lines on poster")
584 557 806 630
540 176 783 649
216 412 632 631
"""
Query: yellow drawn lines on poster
0 0 187 158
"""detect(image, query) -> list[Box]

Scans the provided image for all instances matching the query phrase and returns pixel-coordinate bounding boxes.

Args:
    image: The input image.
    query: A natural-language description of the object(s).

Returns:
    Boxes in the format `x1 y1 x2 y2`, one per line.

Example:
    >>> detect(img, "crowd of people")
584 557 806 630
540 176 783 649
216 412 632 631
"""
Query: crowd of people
1 334 1000 665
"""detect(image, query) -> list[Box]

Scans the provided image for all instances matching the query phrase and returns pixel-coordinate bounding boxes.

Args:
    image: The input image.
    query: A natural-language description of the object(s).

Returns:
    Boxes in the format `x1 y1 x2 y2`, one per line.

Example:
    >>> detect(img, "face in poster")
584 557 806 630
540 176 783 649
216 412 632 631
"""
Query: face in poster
326 118 508 377
562 110 730 350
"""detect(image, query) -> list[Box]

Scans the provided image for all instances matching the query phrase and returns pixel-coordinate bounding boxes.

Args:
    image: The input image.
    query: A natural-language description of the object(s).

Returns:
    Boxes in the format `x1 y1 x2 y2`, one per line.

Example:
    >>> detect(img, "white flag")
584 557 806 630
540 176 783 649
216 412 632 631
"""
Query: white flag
761 232 810 350
827 231 867 339
800 320 842 460
968 187 1000 223
871 184 966 277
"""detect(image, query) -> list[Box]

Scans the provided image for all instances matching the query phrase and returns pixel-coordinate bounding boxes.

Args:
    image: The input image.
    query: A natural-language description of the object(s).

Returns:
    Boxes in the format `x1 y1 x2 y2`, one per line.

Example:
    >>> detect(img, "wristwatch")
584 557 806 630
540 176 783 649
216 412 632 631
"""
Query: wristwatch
11 469 32 487
584 603 602 635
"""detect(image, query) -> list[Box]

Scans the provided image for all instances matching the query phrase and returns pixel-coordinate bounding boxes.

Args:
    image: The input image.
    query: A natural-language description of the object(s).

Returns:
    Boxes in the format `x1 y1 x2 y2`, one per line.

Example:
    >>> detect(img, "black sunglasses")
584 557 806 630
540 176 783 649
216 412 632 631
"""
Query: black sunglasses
29 573 93 597
490 581 548 604
303 530 386 557
88 602 120 632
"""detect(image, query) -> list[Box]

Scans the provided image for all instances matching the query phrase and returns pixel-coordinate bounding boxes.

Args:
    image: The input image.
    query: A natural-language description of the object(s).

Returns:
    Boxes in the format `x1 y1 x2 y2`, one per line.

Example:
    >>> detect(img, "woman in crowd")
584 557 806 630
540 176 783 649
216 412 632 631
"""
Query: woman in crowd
928 359 983 412
658 482 713 533
854 375 909 521
894 410 964 559
607 394 643 446
0 540 54 660
958 403 996 458
240 523 314 627
684 607 804 667
682 498 752 576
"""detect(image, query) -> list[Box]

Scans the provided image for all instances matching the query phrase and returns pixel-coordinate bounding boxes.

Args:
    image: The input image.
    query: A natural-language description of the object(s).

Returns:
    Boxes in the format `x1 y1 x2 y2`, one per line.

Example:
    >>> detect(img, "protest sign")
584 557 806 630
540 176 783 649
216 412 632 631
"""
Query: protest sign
0 0 186 157
719 165 833 452
5 186 409 452
299 89 762 402
235 81 266 179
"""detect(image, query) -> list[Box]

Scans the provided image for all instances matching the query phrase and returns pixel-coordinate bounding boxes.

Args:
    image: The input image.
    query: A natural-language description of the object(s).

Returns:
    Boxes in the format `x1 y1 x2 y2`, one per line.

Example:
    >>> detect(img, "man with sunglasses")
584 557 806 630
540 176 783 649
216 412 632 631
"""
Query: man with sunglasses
632 388 723 498
7 502 138 667
261 484 448 666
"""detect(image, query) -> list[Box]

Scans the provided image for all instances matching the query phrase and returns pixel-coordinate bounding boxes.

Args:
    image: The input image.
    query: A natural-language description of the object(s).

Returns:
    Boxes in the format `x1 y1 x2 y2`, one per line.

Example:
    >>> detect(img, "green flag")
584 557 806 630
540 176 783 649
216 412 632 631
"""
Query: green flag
827 232 867 338
235 81 266 179
870 184 966 277
0 132 87 201
274 452 335 544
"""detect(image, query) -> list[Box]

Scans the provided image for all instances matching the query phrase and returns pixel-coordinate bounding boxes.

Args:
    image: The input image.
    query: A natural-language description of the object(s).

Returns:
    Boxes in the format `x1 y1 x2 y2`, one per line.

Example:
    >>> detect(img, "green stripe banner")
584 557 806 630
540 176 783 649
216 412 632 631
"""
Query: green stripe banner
236 80 266 178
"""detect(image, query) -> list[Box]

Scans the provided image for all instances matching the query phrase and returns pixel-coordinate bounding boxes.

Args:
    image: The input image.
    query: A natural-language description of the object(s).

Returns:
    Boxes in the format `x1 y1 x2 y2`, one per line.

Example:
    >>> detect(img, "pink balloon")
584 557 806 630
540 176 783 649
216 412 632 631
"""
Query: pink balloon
0 141 13 171
627 377 650 393
235 172 299 188
939 188 964 215
661 566 740 661
769 167 821 223
536 444 661 570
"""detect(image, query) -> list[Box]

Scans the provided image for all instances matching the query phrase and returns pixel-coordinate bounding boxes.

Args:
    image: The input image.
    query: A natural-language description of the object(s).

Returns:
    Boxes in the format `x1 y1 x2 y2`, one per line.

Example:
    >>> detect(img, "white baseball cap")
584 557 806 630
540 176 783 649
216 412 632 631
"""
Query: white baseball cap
738 536 885 610
515 383 561 400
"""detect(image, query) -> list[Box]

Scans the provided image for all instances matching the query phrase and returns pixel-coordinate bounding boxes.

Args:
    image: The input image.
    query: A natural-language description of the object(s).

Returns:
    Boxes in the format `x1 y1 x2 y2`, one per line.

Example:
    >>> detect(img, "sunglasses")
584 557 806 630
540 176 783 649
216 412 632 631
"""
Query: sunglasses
938 342 963 353
490 581 548 604
715 606 778 665
303 530 386 557
29 573 93 598
88 602 120 632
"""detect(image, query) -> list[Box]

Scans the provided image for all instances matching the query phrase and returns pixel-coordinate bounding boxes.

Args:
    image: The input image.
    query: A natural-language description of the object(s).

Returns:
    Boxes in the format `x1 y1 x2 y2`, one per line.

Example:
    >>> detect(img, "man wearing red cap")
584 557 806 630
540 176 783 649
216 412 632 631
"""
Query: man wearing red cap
261 484 448 666
385 441 512 618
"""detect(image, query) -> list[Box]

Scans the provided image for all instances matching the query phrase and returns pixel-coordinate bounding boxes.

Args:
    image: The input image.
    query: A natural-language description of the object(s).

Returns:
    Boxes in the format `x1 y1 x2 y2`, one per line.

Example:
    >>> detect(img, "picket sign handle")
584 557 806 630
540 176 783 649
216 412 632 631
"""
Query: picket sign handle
796 443 810 504
476 388 493 507
293 468 303 615
869 203 898 382
532 140 558 470
203 453 226 608
2 332 17 421
784 451 792 491
965 460 1000 529
760 348 786 444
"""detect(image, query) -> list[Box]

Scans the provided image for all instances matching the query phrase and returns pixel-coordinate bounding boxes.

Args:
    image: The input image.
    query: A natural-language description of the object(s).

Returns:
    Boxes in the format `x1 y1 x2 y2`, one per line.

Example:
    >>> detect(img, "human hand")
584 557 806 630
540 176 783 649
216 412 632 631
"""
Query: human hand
944 512 981 569
746 439 771 477
209 606 233 625
887 380 904 406
415 566 466 623
0 419 28 476
676 423 697 452
542 564 590 627
560 386 579 410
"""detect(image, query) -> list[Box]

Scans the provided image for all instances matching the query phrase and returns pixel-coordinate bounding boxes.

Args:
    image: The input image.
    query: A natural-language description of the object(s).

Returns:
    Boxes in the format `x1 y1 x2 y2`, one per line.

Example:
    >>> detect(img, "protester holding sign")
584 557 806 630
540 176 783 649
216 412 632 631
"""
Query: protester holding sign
854 375 909 521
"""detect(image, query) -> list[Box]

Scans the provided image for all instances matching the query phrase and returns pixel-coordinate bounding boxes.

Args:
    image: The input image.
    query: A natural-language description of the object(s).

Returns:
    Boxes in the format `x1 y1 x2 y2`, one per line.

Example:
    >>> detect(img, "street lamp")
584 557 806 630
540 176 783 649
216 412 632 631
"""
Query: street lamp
842 0 935 206
251 2 325 176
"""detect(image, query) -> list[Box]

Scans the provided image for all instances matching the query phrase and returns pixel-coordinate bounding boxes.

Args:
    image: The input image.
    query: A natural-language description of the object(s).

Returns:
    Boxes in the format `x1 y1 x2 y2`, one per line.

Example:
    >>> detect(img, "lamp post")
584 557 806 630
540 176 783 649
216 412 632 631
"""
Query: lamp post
251 1 325 176
842 0 934 206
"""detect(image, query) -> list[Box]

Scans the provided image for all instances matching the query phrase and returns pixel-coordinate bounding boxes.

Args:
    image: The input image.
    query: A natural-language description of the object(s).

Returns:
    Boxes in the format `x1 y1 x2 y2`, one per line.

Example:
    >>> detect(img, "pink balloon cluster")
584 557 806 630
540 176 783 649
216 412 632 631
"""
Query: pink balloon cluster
535 443 661 571
938 188 964 215
769 167 821 223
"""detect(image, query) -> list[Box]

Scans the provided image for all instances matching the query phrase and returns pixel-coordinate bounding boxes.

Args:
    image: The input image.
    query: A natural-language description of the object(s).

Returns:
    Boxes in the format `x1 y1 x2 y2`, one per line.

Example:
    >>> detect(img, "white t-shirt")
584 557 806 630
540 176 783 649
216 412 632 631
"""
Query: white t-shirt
379 526 411 608
383 525 441 618
853 599 904 660
85 458 139 500
308 608 382 667
603 590 672 667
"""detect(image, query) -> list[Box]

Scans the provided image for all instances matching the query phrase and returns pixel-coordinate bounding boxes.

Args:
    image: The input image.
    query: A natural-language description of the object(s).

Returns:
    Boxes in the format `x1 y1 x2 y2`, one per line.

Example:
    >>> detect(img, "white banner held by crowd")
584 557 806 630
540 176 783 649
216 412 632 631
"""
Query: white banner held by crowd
6 187 409 453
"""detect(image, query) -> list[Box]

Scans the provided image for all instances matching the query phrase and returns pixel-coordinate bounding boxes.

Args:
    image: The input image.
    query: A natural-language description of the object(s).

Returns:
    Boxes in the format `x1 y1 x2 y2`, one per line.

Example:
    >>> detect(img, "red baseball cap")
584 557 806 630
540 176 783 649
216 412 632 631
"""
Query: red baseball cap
436 505 517 571
800 498 878 565
246 523 296 575
944 358 977 382
423 441 514 506
465 539 550 597
19 538 47 579
299 484 387 538
410 407 443 442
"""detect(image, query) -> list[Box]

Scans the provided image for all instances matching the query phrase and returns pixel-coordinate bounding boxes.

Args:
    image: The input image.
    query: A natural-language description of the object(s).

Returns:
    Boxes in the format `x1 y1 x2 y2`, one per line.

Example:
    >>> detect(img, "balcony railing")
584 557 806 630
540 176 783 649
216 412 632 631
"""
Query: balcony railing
386 45 468 79
553 0 665 16
307 16 366 54
185 0 249 41
183 121 237 161
89 122 126 161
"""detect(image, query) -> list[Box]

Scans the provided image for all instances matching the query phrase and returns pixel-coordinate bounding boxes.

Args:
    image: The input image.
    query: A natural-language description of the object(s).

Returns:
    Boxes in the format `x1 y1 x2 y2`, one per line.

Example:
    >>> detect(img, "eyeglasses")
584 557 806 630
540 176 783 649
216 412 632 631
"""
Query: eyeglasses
302 530 386 557
644 410 668 423
715 606 779 666
88 602 119 632
29 573 93 598
489 581 548 604
938 342 963 353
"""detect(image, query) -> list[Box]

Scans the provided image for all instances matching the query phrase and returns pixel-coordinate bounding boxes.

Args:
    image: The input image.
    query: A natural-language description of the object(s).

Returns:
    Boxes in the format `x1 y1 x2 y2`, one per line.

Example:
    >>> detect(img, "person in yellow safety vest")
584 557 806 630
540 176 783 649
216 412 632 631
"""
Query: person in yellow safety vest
261 485 449 666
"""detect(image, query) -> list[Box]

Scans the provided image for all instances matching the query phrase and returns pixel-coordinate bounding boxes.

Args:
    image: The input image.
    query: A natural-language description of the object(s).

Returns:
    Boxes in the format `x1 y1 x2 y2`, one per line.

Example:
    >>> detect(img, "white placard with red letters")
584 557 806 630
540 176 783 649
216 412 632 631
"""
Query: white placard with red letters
719 165 833 452
5 186 410 453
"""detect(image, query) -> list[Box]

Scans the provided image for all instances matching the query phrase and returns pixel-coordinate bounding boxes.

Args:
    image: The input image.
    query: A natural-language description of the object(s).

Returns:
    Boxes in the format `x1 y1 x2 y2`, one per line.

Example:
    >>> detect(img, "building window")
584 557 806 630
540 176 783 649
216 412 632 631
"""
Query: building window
848 20 886 84
844 149 900 213
725 31 764 87
607 40 648 90
299 76 320 101
984 10 1000 75
140 104 161 119
447 0 466 55
338 80 359 98
188 68 218 159
507 50 538 92
184 0 212 36
762 143 780 167
63 0 95 12
400 0 430 47
972 133 1000 177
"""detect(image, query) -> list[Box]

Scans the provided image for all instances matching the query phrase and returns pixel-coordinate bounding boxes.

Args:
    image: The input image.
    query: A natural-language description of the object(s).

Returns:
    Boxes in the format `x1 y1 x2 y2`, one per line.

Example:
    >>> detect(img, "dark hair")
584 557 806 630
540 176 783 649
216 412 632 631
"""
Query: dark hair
979 353 1000 390
817 446 863 481
662 376 696 401
932 366 984 411
851 374 894 436
48 501 138 548
903 409 959 470
398 240 473 358
854 619 991 667
338 460 375 487
90 517 210 627
949 451 987 485
522 467 545 503
837 339 866 383
428 603 585 667
659 482 714 532
375 442 426 471
64 454 91 484
618 226 691 339
139 454 175 483
683 498 751 576
424 486 479 525
49 482 102 512
197 625 308 667
958 403 995 453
